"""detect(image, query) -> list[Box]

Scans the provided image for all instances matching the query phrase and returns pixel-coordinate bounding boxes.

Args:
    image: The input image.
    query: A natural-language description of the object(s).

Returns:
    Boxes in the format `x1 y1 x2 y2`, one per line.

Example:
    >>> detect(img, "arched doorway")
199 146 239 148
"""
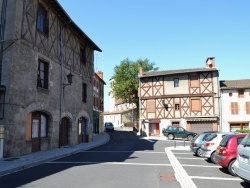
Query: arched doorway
78 117 88 143
26 111 49 152
59 117 70 147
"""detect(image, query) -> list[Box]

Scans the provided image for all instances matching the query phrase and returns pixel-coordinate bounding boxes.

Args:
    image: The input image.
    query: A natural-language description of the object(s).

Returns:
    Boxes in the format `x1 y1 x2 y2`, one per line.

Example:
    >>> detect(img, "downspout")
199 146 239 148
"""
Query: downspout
0 0 7 158
0 0 7 84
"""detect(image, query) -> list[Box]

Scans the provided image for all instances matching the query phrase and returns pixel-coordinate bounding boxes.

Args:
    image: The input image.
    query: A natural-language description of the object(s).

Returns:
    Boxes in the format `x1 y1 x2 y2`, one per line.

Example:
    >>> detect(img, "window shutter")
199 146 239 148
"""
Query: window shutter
26 113 32 141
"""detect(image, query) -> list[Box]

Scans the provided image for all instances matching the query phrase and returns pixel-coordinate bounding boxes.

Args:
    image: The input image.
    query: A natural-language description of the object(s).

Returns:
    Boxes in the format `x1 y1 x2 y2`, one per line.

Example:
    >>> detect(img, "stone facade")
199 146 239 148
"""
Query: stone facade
0 0 101 157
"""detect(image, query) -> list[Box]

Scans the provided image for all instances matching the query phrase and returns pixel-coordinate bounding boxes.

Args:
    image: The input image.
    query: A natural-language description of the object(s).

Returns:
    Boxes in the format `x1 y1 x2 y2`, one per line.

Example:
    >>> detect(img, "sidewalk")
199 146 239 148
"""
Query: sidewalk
0 132 110 176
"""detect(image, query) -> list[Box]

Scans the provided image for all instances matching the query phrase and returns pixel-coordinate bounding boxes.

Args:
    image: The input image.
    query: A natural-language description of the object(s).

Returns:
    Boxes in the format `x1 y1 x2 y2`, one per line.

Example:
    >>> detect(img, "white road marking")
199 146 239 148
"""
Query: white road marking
165 147 197 188
176 157 206 160
82 151 165 154
182 164 220 168
46 161 171 166
190 176 242 181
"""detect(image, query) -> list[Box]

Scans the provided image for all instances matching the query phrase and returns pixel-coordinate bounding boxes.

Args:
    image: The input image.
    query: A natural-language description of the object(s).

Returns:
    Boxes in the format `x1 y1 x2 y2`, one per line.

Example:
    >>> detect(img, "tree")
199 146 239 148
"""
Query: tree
110 58 158 120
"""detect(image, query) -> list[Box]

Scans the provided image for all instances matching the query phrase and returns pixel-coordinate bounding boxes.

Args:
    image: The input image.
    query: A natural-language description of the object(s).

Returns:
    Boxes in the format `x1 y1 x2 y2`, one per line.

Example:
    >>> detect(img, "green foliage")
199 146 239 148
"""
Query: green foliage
110 58 158 118
235 129 250 133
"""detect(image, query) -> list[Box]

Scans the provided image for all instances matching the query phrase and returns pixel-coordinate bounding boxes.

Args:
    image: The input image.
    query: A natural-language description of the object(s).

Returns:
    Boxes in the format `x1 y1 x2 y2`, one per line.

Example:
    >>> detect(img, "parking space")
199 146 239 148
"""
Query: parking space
169 146 250 188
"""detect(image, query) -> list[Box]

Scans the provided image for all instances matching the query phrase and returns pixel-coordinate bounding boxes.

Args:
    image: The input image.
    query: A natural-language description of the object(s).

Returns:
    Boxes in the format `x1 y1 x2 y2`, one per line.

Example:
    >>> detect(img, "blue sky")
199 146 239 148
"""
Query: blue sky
58 0 250 111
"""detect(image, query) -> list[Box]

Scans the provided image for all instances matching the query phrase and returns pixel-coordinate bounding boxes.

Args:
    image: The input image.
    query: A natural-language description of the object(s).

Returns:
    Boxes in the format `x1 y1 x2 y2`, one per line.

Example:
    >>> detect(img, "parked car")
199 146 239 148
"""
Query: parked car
200 132 235 163
214 134 246 176
190 131 217 157
162 125 197 141
234 133 250 183
104 122 114 132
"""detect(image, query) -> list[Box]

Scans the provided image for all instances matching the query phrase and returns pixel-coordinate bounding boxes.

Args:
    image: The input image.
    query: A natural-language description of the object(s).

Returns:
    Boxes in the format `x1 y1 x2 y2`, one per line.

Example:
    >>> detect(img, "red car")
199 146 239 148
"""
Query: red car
214 134 246 176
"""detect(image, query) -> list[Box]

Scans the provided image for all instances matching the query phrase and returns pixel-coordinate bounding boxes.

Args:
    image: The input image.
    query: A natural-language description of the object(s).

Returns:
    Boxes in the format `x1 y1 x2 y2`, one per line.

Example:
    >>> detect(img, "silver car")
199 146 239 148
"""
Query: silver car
234 133 250 183
190 131 217 157
200 132 235 163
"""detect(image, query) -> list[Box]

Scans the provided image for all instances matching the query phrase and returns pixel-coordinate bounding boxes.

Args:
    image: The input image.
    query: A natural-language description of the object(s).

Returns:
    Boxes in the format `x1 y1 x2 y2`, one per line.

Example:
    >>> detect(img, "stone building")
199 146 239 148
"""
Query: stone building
93 71 105 134
0 0 101 157
138 57 220 136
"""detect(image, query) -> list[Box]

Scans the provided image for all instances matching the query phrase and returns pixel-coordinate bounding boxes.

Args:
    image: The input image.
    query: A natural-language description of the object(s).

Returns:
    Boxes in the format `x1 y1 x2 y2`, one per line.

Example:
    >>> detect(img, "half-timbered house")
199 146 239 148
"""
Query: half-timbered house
138 58 220 136
0 0 101 157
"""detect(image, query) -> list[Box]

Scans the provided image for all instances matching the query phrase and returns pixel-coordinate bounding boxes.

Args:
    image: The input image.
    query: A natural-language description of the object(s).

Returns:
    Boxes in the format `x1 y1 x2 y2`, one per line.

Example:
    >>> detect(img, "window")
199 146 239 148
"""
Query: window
229 93 232 97
32 112 48 138
82 83 87 102
231 102 238 115
174 78 179 87
37 60 49 89
190 75 199 87
36 4 48 34
246 102 250 114
238 89 244 98
80 47 86 65
191 99 201 111
175 104 180 111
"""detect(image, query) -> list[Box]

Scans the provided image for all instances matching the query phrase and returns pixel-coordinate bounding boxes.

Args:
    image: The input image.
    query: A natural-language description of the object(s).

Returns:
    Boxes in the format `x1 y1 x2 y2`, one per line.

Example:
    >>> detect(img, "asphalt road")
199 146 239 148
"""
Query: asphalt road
0 130 181 188
1 130 249 188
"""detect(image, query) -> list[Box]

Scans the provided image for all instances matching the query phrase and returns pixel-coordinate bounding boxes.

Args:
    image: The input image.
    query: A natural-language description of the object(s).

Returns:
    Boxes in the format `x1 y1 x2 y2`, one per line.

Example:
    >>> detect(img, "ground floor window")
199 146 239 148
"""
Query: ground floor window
230 123 249 132
32 112 48 138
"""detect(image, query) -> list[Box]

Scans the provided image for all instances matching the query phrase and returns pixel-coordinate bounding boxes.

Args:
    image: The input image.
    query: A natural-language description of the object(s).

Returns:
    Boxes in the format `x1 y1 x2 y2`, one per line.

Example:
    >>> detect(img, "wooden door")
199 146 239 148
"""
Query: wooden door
60 117 69 147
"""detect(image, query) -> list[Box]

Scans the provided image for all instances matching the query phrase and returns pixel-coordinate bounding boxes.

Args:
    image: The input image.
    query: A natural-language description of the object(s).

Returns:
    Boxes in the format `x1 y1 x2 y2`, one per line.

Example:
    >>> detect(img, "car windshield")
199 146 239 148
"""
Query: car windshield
206 133 217 141
219 135 232 147
203 134 212 141
240 133 250 147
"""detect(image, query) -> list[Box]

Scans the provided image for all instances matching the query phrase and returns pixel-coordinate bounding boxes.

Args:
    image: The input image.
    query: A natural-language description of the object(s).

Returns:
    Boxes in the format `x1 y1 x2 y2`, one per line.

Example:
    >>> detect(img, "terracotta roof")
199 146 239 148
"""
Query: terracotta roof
139 67 218 78
220 79 250 89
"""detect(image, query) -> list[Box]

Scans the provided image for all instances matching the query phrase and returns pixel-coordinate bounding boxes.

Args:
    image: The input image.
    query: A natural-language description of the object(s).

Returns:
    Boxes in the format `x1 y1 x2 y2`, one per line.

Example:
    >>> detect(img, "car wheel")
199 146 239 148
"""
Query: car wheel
196 148 203 157
187 135 194 141
168 134 175 140
210 151 216 164
228 159 236 176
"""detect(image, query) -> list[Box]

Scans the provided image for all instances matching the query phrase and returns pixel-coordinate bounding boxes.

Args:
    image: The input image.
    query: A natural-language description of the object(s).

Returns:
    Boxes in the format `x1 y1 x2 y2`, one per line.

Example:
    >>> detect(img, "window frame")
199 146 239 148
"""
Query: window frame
37 59 49 89
175 103 180 111
82 83 87 103
174 78 179 87
36 4 48 35
238 89 244 98
191 98 201 112
31 112 49 139
80 46 86 65
231 102 239 115
190 74 199 88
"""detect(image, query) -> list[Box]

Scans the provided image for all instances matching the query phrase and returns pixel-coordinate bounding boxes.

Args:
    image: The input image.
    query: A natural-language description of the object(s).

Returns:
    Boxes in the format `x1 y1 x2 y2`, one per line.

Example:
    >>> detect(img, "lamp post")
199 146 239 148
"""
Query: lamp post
162 99 168 111
63 72 73 89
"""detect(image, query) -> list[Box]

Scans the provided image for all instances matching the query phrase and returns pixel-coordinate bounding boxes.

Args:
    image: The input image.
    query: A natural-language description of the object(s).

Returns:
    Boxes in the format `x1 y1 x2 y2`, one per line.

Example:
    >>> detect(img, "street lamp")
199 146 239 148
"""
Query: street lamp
63 72 73 89
162 99 168 111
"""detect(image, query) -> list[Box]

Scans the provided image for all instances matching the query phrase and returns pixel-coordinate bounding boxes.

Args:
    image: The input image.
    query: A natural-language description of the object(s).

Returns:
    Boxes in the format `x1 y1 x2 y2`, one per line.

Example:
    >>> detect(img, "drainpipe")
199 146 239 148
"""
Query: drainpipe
0 0 7 158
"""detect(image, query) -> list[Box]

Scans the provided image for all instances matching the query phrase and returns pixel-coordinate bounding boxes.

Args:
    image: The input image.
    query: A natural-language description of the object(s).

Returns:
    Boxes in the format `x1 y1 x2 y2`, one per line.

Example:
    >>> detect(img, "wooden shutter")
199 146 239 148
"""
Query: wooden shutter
246 102 250 114
231 102 238 114
191 99 201 111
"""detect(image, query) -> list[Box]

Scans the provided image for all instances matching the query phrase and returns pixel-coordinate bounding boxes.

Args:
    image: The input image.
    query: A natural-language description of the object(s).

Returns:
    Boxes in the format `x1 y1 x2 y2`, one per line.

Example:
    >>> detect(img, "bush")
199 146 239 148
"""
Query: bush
235 129 250 133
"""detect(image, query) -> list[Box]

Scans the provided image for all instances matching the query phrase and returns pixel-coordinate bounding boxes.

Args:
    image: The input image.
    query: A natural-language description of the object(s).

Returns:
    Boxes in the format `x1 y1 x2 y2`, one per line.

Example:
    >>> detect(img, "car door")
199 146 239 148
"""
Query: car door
176 127 186 138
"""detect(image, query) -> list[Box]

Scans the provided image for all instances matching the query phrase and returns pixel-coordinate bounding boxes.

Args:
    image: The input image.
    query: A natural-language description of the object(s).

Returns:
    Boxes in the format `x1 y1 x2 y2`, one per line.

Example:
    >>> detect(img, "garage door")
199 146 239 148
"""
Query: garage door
190 122 213 134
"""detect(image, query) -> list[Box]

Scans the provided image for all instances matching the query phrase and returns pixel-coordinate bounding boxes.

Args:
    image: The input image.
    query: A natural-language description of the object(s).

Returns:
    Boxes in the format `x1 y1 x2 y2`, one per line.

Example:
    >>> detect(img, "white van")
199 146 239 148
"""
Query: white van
234 133 250 183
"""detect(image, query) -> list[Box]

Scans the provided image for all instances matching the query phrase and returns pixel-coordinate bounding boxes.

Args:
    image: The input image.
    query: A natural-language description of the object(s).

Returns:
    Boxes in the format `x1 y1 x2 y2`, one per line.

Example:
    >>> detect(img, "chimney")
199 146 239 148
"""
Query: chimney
139 67 143 76
97 71 103 79
206 57 215 68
